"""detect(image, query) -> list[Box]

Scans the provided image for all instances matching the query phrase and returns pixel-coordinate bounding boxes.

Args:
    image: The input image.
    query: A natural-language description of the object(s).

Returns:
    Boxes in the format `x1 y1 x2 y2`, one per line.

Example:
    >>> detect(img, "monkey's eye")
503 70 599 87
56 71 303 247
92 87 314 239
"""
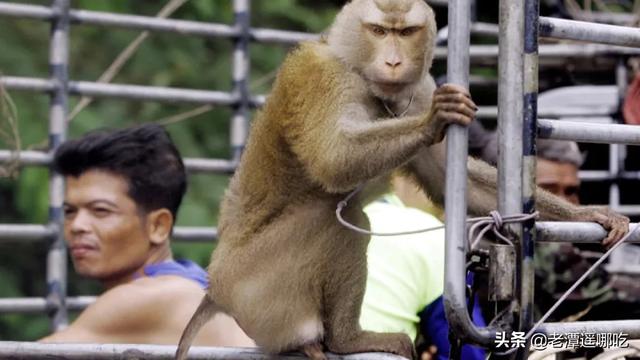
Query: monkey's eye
399 27 420 37
369 25 387 37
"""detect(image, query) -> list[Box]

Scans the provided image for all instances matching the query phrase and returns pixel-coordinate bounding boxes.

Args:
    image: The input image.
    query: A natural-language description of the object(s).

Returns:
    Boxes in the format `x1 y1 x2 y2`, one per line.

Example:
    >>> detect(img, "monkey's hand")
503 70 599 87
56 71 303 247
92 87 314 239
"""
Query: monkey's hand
572 206 629 248
426 83 477 144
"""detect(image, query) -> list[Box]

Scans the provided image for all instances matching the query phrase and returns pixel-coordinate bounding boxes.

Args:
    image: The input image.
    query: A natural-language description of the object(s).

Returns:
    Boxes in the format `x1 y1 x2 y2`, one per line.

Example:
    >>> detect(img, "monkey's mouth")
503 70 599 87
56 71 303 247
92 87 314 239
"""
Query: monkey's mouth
374 81 407 93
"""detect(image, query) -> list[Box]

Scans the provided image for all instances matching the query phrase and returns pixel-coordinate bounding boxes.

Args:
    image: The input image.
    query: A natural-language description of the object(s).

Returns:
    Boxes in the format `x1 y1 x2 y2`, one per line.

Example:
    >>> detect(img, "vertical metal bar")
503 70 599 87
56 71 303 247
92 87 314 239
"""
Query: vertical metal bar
610 60 627 208
444 0 492 348
498 0 525 356
231 0 251 162
522 0 540 356
47 0 70 331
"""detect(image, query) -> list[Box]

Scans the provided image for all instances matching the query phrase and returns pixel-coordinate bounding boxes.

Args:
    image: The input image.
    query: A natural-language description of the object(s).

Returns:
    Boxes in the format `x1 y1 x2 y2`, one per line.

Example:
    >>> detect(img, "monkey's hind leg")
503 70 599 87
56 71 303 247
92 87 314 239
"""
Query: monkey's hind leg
322 240 416 360
175 294 221 360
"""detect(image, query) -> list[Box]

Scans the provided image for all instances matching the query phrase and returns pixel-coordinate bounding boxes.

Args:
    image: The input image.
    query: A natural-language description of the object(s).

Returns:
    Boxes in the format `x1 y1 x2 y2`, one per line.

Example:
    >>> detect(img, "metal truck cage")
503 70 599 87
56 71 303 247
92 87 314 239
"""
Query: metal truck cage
0 0 639 358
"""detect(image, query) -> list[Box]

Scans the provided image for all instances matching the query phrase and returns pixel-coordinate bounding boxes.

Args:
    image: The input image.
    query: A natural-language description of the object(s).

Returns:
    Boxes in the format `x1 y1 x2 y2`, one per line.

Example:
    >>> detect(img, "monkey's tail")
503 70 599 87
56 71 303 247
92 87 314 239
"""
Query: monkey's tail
175 294 220 360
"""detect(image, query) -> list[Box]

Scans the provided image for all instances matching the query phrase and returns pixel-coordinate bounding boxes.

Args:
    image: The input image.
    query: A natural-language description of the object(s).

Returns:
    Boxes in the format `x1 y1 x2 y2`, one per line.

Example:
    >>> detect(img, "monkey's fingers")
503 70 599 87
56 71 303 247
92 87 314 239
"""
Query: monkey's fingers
589 208 629 247
433 94 478 111
437 83 472 98
602 215 630 247
434 102 477 119
437 111 473 127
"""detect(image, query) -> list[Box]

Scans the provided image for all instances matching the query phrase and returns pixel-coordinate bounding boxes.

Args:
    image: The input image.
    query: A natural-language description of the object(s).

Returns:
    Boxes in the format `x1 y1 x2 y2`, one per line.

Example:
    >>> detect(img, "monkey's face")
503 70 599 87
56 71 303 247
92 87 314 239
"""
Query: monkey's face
329 0 436 100
63 169 156 287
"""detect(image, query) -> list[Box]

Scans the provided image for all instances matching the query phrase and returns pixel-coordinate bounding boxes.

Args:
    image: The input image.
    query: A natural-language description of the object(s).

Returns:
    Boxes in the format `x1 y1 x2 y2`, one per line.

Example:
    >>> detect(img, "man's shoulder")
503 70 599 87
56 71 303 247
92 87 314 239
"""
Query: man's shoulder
101 275 204 305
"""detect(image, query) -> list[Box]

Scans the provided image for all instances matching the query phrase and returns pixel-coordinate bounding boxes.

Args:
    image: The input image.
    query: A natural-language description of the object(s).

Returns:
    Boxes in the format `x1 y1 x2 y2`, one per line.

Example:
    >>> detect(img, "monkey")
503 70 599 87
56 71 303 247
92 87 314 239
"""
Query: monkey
176 0 629 359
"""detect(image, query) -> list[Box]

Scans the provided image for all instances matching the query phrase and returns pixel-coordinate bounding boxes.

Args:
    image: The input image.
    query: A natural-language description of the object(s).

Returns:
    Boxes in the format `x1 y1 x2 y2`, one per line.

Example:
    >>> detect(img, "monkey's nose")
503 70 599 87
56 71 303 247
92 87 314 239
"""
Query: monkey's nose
385 59 402 68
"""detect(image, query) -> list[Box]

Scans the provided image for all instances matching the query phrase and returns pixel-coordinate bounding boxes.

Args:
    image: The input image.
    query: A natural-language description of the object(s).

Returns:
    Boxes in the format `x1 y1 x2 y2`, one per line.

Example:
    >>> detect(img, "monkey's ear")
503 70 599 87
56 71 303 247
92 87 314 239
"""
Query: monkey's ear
146 209 173 246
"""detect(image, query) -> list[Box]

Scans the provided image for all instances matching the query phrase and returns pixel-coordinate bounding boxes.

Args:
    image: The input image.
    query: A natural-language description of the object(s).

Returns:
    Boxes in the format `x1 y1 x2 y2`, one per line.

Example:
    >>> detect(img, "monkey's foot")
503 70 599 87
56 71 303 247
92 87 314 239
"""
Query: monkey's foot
302 342 327 360
326 331 416 360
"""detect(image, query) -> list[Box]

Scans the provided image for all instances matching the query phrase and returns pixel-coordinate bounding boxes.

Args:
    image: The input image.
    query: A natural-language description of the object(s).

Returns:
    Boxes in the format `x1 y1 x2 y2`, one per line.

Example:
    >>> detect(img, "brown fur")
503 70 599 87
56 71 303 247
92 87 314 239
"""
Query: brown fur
177 1 628 359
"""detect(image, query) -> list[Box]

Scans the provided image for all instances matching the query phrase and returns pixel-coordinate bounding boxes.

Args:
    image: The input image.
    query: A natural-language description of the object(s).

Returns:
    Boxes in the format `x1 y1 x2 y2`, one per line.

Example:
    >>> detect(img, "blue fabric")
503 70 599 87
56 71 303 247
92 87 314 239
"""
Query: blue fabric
420 295 487 360
143 259 209 289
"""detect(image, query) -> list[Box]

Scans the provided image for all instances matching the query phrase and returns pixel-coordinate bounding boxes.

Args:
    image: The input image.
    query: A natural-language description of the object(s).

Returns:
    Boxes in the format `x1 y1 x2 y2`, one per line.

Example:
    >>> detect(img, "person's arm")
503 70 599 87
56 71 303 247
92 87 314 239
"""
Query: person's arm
40 281 169 344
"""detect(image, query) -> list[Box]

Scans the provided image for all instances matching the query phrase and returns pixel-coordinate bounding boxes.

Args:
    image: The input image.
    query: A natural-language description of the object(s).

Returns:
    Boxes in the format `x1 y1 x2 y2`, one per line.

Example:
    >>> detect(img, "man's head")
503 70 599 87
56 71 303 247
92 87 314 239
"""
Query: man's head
468 123 583 205
53 124 187 286
535 139 583 205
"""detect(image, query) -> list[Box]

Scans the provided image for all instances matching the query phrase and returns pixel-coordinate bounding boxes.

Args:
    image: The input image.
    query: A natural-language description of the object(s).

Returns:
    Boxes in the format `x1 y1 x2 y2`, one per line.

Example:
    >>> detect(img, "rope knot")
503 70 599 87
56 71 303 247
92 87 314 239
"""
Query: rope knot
489 210 503 229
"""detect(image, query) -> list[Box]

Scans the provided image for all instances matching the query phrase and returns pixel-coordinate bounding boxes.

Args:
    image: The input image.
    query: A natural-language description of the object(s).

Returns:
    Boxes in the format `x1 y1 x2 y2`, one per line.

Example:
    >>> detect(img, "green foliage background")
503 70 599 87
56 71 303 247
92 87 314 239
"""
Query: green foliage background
0 0 342 340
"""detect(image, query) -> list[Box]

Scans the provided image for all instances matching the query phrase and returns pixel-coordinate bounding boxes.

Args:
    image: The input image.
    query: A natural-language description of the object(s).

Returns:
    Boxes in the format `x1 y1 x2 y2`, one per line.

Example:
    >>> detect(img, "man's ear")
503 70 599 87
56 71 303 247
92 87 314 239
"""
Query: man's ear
145 209 173 246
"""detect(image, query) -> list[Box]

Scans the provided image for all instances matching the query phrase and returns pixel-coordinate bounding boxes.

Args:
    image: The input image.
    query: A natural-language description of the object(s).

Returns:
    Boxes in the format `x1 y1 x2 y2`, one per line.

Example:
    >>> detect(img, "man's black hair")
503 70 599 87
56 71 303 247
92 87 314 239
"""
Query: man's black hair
53 124 187 220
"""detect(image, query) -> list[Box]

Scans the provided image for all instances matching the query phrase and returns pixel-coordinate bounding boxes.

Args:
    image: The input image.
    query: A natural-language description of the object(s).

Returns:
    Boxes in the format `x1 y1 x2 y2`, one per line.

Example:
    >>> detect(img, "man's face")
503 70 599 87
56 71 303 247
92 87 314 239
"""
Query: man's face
536 158 580 205
63 169 151 284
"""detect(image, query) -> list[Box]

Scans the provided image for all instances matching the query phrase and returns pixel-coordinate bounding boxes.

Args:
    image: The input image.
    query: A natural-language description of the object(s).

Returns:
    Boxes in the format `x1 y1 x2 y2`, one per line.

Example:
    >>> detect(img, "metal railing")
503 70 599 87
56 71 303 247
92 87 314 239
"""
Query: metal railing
1 0 640 359
442 0 640 358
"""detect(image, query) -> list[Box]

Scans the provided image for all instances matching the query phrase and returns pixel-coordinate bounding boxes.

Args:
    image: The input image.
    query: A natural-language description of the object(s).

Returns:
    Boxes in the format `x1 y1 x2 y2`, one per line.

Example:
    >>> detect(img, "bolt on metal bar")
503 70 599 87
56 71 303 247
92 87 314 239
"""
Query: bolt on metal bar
0 342 406 360
0 297 95 313
537 119 640 144
540 17 640 48
444 0 494 348
0 150 236 174
46 0 70 332
230 0 251 161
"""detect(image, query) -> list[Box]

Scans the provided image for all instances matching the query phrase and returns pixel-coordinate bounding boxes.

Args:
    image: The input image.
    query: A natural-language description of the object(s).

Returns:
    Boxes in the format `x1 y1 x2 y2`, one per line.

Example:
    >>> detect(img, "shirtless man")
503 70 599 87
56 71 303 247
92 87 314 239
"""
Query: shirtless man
41 124 254 347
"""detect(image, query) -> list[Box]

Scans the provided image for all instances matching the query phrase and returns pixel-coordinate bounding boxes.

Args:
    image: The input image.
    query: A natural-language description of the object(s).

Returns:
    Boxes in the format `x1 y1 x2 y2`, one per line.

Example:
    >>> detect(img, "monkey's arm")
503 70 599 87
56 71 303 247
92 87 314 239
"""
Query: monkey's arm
294 103 437 193
289 85 475 193
408 141 629 246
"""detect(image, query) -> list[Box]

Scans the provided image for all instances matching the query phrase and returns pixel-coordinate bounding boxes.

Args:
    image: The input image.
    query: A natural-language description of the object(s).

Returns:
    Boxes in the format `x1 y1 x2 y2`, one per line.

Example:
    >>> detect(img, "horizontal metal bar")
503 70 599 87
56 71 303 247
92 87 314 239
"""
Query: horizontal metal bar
571 11 636 25
536 222 640 244
0 342 405 360
476 106 615 119
0 297 95 313
434 44 640 62
172 227 217 242
580 171 640 181
0 76 55 92
0 2 52 19
0 150 51 166
538 320 640 338
8 222 640 245
0 224 217 243
3 3 640 54
437 22 501 43
0 224 55 242
611 205 640 217
249 28 317 44
183 158 236 174
0 150 236 174
0 3 316 45
538 119 640 145
71 81 236 105
0 76 270 108
540 17 640 48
